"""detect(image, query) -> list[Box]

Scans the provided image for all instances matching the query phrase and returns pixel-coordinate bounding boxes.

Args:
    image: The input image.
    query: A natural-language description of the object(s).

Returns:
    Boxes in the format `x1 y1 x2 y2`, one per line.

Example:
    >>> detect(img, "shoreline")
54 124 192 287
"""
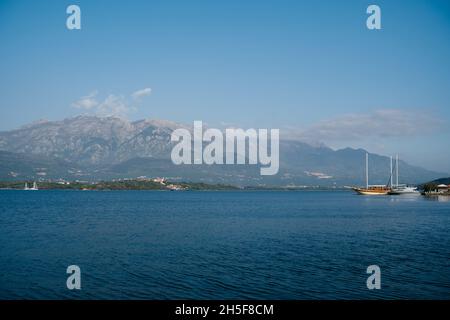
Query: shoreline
0 180 352 192
2 180 448 194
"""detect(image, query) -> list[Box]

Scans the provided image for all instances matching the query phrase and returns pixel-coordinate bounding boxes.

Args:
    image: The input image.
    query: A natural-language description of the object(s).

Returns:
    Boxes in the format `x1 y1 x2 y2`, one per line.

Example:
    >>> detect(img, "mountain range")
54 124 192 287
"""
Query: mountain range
0 115 446 186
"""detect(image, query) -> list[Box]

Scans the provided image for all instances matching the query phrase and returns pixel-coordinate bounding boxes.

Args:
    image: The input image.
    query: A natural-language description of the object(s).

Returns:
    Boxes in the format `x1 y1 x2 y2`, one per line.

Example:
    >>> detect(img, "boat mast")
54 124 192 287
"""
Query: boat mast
390 156 393 188
366 152 369 189
396 154 399 187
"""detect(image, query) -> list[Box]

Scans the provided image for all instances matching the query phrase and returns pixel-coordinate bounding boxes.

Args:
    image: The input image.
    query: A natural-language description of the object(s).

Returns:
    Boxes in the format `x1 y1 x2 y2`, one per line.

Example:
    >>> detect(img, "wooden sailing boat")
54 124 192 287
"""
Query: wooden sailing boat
352 153 390 195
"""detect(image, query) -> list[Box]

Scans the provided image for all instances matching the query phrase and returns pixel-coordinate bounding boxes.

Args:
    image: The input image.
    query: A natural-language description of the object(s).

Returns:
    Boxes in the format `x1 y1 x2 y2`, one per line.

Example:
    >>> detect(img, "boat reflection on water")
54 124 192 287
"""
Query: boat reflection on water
388 193 422 203
423 195 450 202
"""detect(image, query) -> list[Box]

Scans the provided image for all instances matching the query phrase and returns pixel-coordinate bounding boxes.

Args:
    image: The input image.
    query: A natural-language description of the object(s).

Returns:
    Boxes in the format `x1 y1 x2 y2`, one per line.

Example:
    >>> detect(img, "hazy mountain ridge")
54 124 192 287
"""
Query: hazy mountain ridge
0 116 446 186
0 115 175 165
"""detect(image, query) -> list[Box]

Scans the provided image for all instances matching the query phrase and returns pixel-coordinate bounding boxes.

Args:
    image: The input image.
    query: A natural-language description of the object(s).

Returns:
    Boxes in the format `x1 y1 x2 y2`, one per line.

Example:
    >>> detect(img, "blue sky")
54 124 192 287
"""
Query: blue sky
0 0 449 172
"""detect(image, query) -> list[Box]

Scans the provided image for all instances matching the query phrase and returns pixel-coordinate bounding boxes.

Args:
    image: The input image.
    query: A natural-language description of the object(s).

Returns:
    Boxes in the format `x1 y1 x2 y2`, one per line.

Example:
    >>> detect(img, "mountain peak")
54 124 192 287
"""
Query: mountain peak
19 118 50 130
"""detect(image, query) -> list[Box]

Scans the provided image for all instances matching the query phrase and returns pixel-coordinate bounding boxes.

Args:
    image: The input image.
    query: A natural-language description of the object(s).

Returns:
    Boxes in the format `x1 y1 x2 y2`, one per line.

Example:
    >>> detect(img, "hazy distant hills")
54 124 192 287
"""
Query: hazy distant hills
0 115 446 186
0 150 82 180
0 116 176 165
424 177 450 185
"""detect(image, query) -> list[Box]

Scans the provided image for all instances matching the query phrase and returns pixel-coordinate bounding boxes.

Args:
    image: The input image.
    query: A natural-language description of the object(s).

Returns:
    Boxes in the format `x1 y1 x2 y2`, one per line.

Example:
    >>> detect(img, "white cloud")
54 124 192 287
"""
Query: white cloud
96 94 133 117
72 87 152 117
131 87 152 100
292 109 443 143
72 91 99 110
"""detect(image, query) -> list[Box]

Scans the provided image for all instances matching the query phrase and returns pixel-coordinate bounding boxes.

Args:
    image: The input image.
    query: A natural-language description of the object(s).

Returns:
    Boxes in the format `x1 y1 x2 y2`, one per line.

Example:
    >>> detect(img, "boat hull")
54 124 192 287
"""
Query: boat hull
388 187 419 195
352 187 389 195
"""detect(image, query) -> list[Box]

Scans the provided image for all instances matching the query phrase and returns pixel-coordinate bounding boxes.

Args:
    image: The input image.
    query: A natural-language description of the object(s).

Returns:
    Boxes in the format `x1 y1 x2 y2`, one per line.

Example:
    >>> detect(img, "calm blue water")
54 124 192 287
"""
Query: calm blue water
0 190 449 299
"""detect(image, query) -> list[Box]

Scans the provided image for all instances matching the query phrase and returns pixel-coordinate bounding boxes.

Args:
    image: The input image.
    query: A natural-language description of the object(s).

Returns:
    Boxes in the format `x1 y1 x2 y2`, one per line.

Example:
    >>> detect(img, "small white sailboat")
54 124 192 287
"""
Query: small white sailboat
388 155 418 195
24 181 38 191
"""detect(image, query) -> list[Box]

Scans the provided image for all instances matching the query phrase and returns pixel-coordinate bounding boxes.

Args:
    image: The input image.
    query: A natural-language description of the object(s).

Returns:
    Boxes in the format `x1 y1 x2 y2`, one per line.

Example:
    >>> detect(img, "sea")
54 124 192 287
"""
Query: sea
0 190 449 299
